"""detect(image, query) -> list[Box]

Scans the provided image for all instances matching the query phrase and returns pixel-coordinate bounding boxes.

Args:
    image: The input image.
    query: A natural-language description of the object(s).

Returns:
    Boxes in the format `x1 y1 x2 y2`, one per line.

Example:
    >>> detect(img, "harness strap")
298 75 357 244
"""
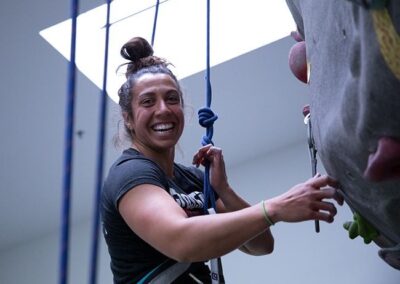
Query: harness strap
148 262 191 284
208 208 225 284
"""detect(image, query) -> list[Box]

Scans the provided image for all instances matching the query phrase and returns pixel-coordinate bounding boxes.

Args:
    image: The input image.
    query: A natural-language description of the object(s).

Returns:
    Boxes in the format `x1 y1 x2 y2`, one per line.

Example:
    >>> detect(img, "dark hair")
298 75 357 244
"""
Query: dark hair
117 37 184 139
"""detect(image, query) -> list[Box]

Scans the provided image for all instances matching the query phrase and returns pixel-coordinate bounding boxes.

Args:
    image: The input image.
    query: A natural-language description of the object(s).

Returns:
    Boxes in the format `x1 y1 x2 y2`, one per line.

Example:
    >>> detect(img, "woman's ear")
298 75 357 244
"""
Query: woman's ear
122 112 132 129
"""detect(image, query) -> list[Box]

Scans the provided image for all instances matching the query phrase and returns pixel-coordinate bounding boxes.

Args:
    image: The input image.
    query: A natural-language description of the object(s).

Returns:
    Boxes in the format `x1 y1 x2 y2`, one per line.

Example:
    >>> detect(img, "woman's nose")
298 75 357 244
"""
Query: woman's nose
156 99 170 113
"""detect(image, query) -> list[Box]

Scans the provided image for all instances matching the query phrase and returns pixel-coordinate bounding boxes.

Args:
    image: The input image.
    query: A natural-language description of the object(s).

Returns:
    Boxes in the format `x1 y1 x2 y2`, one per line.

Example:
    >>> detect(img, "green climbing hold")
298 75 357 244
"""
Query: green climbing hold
343 212 379 244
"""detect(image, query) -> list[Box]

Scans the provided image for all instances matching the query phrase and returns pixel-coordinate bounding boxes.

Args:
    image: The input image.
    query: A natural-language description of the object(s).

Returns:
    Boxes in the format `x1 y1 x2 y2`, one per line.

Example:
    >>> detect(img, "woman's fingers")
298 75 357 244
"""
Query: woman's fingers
271 175 343 224
333 189 344 205
310 192 343 223
306 200 337 223
306 175 344 206
307 174 339 189
313 211 335 223
192 145 229 192
314 187 344 205
192 144 212 166
192 144 222 167
312 201 337 216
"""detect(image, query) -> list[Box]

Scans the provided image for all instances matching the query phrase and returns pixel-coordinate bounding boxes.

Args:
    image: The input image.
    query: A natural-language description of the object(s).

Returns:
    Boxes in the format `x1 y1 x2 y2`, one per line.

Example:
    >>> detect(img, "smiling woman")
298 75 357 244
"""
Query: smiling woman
124 72 184 158
100 36 344 284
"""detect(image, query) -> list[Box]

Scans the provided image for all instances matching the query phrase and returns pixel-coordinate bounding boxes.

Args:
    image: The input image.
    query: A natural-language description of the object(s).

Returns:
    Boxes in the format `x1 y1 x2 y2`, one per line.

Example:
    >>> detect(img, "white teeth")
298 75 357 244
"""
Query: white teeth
152 123 174 131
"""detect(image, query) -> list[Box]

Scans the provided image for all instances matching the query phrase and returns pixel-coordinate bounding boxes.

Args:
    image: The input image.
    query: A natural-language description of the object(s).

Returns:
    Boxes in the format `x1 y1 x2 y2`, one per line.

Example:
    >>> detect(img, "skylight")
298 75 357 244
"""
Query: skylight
40 0 295 103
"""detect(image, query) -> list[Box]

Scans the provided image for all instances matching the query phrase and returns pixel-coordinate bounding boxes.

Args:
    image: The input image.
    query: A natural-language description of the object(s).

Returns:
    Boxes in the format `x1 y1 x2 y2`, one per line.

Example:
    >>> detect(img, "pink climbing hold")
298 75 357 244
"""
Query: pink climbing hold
288 41 308 84
302 104 310 117
364 137 400 182
290 30 304 42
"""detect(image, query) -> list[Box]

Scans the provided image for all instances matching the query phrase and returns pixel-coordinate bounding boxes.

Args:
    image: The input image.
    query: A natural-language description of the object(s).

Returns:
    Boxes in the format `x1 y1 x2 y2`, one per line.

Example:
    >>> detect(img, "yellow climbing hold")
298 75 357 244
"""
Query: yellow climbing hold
372 8 400 81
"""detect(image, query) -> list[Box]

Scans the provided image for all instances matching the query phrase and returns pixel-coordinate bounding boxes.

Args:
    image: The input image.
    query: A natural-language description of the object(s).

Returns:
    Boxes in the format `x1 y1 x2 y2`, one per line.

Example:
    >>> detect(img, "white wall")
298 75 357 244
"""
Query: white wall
222 143 399 283
1 143 398 284
0 221 112 284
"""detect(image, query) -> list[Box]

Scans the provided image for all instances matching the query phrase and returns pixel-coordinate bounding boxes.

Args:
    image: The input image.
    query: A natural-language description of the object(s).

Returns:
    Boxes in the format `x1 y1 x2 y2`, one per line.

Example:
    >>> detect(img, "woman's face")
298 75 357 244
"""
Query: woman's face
128 73 184 153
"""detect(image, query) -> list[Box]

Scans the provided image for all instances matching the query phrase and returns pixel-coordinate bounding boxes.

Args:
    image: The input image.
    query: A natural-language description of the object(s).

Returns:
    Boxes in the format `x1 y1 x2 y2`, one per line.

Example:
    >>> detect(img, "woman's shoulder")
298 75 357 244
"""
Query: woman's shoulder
114 148 150 164
102 148 169 208
111 148 162 173
105 148 167 190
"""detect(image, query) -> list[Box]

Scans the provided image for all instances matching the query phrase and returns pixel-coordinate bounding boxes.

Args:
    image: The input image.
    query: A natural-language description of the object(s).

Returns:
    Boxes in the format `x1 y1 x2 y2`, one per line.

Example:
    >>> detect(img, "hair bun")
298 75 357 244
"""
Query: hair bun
120 37 154 62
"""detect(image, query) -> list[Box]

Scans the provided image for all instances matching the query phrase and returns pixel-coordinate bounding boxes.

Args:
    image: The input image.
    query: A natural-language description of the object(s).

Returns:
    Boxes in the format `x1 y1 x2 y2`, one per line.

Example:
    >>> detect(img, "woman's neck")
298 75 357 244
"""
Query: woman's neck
131 143 175 177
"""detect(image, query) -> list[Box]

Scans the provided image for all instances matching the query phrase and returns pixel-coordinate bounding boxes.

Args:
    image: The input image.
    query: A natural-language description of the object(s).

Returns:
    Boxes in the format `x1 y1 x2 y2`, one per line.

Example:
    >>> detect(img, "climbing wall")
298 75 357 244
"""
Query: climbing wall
286 0 400 269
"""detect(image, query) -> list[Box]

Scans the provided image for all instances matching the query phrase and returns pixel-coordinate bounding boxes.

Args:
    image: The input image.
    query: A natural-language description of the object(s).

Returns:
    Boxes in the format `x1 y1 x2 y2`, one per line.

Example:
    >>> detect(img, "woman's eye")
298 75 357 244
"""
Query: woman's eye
141 98 153 106
167 94 180 104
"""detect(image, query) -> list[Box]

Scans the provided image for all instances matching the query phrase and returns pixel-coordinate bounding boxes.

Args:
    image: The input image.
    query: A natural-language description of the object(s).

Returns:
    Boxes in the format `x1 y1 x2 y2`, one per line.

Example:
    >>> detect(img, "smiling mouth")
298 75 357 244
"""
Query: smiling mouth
152 123 175 132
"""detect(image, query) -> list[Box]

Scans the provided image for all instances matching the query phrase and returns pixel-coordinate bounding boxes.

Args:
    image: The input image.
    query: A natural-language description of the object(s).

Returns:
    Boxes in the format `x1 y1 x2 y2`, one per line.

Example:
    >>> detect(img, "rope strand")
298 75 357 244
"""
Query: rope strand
88 1 112 283
199 4 224 280
198 0 218 212
151 0 160 46
59 1 79 284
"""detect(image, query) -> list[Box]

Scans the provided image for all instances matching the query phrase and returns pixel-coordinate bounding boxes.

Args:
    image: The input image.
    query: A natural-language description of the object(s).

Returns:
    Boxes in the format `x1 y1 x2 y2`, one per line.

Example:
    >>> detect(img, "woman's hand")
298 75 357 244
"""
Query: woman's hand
192 144 230 195
266 174 344 224
193 145 275 255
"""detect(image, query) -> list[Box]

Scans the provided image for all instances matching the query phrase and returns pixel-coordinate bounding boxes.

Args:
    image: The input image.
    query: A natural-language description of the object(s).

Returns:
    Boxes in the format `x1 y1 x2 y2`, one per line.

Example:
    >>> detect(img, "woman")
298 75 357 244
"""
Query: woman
101 37 343 283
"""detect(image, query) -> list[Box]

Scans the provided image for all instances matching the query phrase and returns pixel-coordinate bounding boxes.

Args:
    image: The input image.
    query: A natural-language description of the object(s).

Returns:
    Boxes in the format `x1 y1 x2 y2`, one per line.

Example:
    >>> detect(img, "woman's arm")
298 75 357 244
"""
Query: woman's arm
119 174 342 263
192 144 343 256
119 184 270 262
215 189 274 256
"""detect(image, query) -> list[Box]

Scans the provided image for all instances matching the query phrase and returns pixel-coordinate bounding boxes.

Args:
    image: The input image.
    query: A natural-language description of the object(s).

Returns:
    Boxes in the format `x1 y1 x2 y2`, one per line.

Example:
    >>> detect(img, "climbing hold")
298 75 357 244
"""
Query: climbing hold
288 41 308 83
379 243 400 270
302 105 310 117
290 30 304 42
343 212 379 244
364 136 400 182
372 8 400 81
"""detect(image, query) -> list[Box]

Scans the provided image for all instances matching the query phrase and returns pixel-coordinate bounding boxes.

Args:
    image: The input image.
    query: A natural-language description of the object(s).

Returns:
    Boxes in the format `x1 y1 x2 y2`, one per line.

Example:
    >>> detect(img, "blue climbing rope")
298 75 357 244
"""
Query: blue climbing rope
151 0 160 46
197 4 225 282
59 1 79 284
198 0 218 212
88 1 112 284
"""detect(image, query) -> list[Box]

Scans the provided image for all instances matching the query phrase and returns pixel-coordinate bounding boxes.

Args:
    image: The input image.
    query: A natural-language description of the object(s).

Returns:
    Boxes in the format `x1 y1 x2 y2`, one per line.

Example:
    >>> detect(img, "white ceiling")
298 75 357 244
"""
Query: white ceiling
0 0 309 251
39 0 296 104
